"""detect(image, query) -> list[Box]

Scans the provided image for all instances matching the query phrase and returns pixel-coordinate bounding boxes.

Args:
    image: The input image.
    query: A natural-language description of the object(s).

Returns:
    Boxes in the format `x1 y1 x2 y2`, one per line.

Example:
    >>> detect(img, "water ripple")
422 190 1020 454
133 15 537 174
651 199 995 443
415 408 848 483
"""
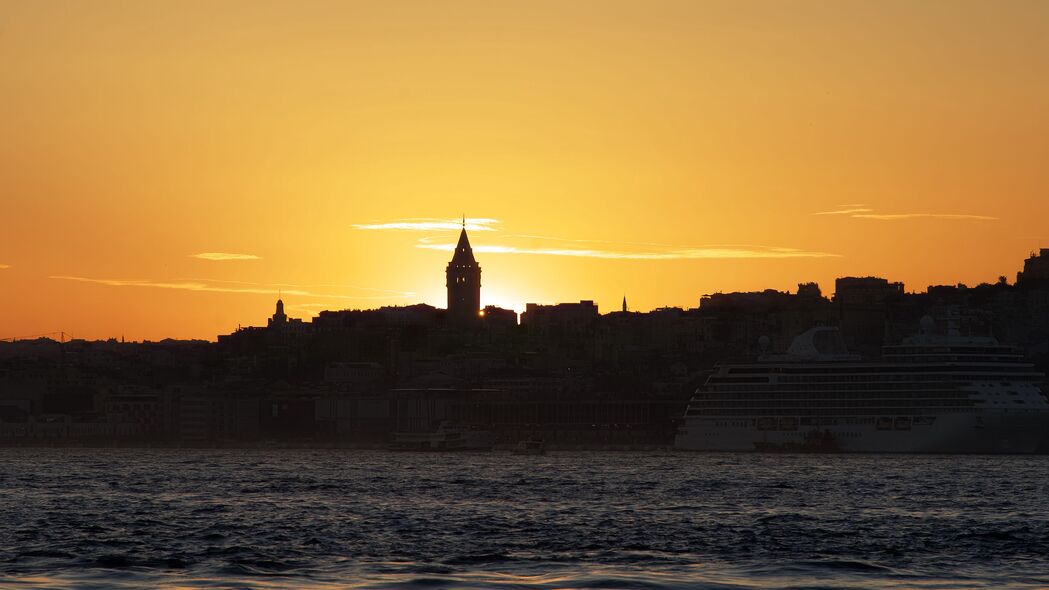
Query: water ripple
1 450 1047 588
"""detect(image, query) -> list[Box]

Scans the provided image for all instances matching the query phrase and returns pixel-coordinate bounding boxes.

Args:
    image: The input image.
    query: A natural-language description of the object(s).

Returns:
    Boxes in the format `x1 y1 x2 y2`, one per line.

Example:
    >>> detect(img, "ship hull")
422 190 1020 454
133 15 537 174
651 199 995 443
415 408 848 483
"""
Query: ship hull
675 410 1049 454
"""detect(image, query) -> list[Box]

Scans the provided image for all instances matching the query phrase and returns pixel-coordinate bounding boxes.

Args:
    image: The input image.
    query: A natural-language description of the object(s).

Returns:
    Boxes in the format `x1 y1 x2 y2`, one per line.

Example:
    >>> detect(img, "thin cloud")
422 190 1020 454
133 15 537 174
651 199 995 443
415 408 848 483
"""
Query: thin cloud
191 252 261 261
417 236 838 260
813 208 873 216
189 278 415 297
283 302 348 315
0 264 10 269
814 206 996 221
853 213 998 221
353 218 500 232
284 302 345 309
357 218 838 260
49 276 414 300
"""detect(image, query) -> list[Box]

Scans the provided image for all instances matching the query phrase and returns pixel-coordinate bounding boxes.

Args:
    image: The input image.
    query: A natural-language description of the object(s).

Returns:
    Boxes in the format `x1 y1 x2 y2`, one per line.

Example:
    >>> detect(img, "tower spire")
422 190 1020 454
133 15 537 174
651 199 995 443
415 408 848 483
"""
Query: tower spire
451 222 476 264
447 216 481 326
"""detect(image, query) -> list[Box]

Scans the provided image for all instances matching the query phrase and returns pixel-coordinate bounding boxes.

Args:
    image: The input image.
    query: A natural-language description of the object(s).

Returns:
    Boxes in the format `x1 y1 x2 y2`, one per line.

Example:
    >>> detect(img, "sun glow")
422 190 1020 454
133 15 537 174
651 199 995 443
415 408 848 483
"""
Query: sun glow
481 289 527 316
1 1 1047 340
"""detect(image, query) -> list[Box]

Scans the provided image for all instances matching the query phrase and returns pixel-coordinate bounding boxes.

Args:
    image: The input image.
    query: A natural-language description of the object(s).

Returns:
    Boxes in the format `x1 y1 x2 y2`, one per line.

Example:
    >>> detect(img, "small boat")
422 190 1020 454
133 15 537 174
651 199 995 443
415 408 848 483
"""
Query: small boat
511 439 546 455
390 422 493 452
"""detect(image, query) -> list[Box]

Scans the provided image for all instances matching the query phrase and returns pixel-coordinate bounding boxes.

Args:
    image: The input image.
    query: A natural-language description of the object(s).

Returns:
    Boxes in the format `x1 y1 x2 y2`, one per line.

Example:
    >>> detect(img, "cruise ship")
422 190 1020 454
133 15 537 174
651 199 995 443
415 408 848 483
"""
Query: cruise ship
675 321 1049 453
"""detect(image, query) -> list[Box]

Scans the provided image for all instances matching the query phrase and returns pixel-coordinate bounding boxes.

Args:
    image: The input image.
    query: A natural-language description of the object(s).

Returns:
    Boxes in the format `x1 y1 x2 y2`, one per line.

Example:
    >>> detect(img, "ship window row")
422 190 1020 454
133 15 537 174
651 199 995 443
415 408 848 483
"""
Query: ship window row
724 365 1035 376
709 380 1034 392
688 404 973 414
773 373 1037 383
883 346 1019 355
688 407 973 415
881 355 1023 363
707 384 971 394
710 383 958 391
712 376 1039 387
692 394 969 409
778 374 1022 383
709 384 960 392
694 391 971 401
693 416 939 427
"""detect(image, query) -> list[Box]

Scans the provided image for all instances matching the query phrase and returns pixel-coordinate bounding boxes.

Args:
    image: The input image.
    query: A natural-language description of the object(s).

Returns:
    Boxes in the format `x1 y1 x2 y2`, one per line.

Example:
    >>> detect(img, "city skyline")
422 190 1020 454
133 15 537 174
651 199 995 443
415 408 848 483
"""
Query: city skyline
3 1 1049 341
8 231 1049 345
3 212 1048 342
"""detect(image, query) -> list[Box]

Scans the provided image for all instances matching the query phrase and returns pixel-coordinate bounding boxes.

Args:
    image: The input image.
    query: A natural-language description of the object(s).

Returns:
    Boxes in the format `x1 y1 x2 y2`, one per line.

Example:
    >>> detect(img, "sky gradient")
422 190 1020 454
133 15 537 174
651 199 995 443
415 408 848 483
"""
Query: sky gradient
2 0 1048 341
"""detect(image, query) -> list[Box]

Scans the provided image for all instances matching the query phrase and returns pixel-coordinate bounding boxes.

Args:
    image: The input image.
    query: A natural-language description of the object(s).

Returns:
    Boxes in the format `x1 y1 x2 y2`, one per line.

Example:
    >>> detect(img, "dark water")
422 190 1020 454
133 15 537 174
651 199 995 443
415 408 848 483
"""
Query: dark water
1 450 1048 589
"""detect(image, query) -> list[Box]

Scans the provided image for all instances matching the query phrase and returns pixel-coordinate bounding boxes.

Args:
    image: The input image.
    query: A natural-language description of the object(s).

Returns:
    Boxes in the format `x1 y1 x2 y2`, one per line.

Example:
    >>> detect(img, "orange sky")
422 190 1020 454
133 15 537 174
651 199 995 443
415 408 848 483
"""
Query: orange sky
1 0 1047 341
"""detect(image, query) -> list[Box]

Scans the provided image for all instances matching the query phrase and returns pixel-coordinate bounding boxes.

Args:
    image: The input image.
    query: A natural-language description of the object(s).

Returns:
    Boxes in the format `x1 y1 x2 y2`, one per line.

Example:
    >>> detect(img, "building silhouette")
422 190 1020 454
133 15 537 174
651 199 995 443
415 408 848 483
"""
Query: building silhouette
7 220 1049 450
446 222 481 326
1018 249 1049 289
834 277 905 357
268 298 287 328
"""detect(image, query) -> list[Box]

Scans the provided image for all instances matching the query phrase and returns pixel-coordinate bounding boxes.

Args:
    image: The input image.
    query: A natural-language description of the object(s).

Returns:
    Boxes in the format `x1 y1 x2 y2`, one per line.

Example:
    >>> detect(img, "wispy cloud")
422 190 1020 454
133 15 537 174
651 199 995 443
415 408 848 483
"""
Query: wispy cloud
191 252 261 261
194 278 415 297
355 218 839 260
283 302 347 314
813 206 996 221
852 213 998 221
49 276 414 300
284 302 344 309
353 218 500 232
0 264 10 269
423 243 836 259
813 208 874 216
416 236 838 260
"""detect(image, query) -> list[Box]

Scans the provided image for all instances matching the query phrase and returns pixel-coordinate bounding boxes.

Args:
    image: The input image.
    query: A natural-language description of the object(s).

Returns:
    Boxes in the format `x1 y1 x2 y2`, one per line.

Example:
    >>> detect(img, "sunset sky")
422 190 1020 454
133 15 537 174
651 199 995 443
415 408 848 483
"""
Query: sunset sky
2 0 1048 341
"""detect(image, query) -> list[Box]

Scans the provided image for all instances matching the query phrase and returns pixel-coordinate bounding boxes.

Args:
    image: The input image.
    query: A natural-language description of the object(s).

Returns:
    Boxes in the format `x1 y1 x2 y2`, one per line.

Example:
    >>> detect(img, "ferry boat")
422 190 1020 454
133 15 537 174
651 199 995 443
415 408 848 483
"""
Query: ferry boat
675 322 1049 453
390 422 494 452
511 439 547 455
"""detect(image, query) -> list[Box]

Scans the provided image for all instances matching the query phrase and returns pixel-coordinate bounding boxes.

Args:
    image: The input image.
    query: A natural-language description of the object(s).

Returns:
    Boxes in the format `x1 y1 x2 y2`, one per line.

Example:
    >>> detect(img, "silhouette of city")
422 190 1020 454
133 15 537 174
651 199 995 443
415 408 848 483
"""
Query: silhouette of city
3 225 1049 451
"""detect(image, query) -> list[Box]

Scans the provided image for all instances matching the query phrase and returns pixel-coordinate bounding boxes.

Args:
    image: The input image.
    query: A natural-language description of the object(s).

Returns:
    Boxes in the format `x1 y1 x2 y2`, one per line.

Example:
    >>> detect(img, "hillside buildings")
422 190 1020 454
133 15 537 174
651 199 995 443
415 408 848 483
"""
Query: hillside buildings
2 235 1049 448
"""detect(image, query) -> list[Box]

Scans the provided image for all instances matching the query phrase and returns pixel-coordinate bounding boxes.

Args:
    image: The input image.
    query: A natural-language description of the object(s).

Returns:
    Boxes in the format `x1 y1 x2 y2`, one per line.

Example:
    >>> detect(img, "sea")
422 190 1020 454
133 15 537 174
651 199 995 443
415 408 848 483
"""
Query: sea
1 449 1047 589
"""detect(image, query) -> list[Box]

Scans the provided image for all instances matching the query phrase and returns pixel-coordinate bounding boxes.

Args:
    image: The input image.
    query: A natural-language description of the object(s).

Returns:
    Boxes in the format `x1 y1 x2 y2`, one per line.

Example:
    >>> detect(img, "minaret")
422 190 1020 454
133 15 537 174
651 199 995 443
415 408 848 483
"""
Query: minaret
446 218 481 326
622 295 628 313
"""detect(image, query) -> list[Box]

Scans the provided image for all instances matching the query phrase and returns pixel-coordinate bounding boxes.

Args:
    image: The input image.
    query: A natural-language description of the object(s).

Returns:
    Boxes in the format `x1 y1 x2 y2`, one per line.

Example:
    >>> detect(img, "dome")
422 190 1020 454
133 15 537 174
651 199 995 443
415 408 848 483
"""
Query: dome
920 315 935 334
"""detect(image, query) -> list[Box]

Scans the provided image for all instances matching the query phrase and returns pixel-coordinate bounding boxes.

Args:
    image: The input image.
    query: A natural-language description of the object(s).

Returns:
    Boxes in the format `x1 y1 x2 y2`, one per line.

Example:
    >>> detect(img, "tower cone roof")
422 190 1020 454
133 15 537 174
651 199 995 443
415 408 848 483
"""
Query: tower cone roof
450 226 477 264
